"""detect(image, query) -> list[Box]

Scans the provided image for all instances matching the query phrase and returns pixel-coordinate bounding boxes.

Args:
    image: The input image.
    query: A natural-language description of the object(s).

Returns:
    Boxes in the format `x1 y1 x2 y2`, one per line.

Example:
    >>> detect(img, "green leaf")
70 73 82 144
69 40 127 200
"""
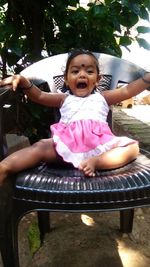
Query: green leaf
69 0 79 7
137 26 150 34
143 0 150 11
139 6 149 20
27 221 41 256
137 37 150 50
119 8 139 27
129 3 140 15
119 36 132 46
89 4 107 18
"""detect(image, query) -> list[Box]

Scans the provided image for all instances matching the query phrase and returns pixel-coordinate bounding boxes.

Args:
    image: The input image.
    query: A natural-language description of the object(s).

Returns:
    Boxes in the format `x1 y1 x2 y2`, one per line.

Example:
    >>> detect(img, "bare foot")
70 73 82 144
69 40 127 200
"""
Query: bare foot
79 157 98 177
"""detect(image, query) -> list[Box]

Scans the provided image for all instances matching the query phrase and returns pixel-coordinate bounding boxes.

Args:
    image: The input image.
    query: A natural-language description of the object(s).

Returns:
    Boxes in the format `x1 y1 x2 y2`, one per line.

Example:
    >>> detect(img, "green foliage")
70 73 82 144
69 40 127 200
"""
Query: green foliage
16 83 55 143
136 37 150 50
119 36 132 46
1 0 150 139
21 102 55 144
137 26 150 34
0 0 150 75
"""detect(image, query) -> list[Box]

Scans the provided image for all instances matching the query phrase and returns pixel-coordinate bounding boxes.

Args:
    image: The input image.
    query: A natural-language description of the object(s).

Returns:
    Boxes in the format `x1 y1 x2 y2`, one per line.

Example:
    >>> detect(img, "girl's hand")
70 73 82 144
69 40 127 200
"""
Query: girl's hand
0 74 32 92
0 74 21 91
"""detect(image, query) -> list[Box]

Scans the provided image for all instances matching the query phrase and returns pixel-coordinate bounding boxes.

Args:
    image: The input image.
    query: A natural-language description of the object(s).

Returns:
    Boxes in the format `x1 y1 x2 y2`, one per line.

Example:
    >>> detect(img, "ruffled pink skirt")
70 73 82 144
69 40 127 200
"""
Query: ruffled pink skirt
51 119 136 167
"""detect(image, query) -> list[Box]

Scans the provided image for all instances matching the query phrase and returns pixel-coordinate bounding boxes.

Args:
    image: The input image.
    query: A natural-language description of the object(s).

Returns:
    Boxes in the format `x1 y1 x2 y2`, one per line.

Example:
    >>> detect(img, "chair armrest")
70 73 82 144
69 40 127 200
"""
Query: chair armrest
0 86 15 160
0 85 13 103
140 148 150 159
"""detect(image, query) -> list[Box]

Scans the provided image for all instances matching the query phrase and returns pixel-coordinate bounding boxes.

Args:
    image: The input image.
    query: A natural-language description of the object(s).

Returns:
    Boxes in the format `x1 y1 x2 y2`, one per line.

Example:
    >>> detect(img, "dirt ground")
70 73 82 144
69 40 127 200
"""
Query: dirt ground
17 207 150 267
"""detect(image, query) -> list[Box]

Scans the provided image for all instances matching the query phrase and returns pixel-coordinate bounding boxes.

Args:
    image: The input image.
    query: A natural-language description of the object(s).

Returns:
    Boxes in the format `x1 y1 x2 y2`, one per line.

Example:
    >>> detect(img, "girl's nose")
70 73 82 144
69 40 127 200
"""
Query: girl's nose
79 70 86 77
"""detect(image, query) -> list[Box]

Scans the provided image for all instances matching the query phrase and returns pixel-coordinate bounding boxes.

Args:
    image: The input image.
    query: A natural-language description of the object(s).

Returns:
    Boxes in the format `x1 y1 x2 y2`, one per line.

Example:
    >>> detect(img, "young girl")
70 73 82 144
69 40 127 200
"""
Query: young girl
0 49 150 183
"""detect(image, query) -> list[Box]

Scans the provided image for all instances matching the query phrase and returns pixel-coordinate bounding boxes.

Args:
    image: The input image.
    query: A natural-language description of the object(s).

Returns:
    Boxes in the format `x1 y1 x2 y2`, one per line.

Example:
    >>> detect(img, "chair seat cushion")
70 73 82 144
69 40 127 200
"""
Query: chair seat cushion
14 154 150 211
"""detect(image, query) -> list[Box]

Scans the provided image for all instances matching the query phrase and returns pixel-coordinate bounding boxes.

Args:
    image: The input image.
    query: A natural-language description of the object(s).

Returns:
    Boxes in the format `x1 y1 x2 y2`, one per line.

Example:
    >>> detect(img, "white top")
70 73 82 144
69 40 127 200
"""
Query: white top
59 92 109 124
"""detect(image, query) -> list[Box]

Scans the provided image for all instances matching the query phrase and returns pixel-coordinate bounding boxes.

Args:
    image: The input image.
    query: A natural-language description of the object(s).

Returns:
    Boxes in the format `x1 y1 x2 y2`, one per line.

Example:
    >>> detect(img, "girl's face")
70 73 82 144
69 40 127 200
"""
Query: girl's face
65 54 100 97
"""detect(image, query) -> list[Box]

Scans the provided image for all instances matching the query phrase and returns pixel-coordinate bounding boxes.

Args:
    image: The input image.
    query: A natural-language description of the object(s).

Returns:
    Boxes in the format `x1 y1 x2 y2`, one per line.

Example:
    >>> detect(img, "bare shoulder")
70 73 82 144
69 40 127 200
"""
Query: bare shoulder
40 91 68 107
101 88 124 106
102 76 149 105
58 93 69 107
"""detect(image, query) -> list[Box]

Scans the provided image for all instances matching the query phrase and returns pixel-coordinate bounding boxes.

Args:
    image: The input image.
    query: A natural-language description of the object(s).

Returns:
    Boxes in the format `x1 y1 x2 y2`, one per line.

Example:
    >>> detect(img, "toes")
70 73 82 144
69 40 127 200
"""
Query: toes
81 166 95 177
86 170 95 177
78 161 95 177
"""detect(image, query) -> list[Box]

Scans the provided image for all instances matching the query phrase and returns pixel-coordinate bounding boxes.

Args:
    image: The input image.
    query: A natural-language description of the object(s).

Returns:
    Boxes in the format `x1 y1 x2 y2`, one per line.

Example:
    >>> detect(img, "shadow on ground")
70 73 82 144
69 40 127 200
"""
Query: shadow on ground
18 208 150 267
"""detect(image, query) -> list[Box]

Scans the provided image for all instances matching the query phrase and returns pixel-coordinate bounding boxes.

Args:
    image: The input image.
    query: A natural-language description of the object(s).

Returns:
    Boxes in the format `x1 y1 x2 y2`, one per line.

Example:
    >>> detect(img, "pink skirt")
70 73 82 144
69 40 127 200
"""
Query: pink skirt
51 119 136 167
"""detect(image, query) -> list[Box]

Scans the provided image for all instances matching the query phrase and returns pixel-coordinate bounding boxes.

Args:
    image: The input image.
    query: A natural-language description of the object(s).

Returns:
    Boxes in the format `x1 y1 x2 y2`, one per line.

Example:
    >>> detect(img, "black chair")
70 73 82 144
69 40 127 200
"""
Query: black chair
0 87 17 267
1 53 150 267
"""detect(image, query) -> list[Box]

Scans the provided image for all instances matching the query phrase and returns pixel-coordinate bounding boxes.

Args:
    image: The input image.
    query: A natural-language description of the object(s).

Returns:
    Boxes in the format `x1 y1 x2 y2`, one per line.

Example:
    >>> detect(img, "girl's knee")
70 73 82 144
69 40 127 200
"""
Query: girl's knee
128 142 139 155
32 139 52 149
125 143 139 163
32 138 56 159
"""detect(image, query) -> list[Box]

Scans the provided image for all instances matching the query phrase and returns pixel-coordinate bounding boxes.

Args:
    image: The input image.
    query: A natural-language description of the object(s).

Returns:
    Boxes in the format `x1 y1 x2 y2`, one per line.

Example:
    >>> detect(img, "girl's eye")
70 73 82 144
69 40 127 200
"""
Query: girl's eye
87 70 94 74
72 70 78 74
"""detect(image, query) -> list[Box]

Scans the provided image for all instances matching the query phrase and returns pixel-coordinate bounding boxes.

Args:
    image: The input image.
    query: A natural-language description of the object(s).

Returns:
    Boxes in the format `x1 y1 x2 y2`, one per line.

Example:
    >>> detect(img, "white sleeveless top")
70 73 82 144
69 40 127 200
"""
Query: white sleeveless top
59 92 109 124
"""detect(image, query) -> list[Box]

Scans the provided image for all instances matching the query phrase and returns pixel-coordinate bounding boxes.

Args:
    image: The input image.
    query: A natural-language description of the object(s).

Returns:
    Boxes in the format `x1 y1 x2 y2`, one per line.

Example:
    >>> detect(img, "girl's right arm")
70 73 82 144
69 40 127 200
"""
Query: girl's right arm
0 74 66 108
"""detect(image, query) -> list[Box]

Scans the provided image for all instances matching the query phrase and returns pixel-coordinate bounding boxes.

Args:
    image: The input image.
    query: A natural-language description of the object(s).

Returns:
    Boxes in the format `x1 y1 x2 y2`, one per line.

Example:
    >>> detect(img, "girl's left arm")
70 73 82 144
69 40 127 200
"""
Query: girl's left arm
102 72 150 106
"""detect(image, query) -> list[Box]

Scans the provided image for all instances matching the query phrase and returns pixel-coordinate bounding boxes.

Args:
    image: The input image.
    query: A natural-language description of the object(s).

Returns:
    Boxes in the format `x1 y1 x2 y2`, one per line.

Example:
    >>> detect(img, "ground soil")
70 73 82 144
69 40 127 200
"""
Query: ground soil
17 207 150 267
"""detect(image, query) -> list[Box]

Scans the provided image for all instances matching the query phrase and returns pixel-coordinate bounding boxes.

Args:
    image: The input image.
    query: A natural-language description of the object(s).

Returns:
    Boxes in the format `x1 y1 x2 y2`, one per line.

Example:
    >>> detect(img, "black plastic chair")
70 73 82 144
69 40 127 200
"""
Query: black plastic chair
1 53 150 267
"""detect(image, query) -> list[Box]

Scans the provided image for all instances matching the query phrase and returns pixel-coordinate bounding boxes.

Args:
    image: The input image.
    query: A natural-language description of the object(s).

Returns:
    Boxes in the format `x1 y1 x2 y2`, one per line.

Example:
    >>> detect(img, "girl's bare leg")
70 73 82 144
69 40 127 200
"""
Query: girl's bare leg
0 138 59 184
79 143 139 177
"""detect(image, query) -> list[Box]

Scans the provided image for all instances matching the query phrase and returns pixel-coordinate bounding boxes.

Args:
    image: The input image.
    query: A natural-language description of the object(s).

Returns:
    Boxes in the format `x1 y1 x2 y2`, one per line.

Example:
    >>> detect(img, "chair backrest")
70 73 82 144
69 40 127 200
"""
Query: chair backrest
21 53 145 92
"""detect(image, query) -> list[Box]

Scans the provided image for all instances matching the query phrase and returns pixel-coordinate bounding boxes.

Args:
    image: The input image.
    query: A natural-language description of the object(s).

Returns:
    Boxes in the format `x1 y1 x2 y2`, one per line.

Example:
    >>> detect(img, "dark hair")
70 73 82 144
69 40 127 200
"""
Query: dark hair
64 49 100 76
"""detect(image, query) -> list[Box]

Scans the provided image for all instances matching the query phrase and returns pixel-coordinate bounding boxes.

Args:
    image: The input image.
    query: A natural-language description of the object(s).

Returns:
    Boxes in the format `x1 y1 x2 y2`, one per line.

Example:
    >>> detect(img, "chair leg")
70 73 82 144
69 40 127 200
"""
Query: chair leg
37 211 50 243
120 209 134 233
0 219 15 267
0 183 15 267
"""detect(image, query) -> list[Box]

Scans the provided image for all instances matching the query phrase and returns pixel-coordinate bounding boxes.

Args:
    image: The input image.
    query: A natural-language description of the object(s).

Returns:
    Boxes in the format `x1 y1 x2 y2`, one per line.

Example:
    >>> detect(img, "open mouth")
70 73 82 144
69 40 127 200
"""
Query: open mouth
77 82 87 89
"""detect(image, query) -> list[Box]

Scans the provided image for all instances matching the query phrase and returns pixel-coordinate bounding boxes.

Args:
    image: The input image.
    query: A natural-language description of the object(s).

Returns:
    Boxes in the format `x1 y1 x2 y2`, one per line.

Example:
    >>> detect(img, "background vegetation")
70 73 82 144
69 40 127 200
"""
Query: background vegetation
1 0 150 142
1 0 150 77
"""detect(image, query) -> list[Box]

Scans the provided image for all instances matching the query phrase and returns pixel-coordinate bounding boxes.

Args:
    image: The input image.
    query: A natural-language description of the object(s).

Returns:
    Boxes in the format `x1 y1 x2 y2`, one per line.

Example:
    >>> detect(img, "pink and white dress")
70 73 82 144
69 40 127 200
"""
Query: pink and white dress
51 93 137 168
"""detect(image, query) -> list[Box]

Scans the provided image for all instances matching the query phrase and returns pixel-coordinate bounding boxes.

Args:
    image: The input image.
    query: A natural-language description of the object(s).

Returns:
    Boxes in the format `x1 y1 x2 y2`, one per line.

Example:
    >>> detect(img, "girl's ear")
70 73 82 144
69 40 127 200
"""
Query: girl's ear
64 74 68 86
96 74 101 87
